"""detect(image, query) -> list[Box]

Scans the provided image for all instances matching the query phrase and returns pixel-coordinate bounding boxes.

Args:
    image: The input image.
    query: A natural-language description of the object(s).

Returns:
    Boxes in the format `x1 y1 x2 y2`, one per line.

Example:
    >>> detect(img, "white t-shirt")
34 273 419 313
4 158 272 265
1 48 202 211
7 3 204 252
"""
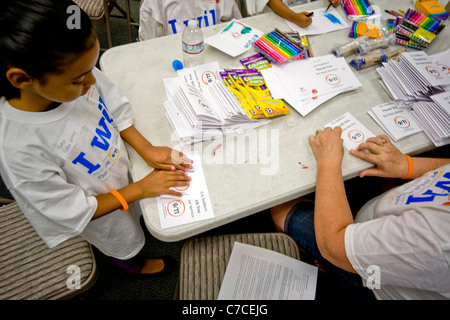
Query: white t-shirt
244 0 308 16
138 0 242 40
345 164 450 299
0 68 145 260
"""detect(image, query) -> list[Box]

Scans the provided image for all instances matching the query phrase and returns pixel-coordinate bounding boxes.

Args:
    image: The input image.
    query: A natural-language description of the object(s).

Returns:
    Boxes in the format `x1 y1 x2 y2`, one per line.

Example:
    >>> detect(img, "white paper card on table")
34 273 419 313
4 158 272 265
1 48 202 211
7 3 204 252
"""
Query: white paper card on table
369 102 423 141
156 152 214 229
261 55 361 116
217 242 318 300
325 112 376 151
205 19 264 57
431 91 450 116
285 5 348 36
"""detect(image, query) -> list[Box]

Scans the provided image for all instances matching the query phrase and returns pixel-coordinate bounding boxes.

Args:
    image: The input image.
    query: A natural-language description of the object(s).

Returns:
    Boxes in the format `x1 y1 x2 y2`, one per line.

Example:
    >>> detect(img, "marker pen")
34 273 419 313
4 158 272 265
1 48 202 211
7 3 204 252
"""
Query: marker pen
260 37 291 59
264 33 294 57
254 39 287 63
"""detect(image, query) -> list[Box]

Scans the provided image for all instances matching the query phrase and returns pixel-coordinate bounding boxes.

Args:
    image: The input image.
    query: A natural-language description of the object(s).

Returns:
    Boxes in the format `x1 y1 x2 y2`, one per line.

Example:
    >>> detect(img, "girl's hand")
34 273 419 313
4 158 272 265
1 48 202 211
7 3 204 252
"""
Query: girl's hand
308 127 344 168
329 0 341 7
139 169 191 198
144 146 193 172
293 12 313 28
350 135 408 178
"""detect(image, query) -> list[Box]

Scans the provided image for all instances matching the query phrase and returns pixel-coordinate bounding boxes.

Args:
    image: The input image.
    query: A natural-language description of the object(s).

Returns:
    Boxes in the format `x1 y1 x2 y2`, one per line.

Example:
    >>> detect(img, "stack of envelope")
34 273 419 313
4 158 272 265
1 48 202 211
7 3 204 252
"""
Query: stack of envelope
377 49 450 146
163 62 270 145
261 54 362 116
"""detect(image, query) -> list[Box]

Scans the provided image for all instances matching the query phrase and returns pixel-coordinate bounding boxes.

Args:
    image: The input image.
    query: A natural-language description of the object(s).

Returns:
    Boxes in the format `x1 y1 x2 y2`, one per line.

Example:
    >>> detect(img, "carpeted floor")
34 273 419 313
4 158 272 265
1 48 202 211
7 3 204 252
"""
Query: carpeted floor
77 209 277 300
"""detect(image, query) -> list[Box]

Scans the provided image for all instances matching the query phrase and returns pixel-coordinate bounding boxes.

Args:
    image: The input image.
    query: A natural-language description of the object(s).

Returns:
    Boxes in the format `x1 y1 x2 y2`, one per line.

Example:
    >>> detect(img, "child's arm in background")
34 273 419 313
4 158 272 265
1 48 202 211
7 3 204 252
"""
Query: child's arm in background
267 0 312 28
267 0 341 28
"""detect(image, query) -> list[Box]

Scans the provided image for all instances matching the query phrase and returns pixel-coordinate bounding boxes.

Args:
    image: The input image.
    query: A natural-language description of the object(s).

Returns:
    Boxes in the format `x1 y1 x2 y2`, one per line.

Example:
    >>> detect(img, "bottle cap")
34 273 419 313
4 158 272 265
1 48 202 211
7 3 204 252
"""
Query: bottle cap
188 19 198 28
172 60 183 71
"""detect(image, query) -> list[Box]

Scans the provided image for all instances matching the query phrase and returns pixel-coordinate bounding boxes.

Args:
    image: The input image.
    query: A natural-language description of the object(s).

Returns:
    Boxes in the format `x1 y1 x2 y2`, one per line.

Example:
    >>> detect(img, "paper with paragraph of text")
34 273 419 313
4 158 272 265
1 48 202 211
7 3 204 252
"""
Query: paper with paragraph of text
218 242 317 300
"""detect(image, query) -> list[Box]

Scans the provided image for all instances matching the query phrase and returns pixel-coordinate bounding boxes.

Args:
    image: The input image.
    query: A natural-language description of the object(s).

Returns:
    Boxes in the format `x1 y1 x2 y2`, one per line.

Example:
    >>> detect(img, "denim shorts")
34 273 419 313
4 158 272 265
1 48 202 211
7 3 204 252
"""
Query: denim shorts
284 200 375 300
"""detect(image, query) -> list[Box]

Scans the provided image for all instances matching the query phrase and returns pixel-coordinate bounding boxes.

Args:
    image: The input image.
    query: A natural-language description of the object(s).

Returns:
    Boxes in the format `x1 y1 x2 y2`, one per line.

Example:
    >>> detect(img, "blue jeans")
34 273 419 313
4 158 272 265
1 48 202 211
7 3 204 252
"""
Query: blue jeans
284 200 376 300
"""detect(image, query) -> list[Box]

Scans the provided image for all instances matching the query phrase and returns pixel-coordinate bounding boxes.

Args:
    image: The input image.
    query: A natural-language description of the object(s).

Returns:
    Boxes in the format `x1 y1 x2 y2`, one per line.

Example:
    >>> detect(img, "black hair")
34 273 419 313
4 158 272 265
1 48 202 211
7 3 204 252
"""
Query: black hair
0 0 95 99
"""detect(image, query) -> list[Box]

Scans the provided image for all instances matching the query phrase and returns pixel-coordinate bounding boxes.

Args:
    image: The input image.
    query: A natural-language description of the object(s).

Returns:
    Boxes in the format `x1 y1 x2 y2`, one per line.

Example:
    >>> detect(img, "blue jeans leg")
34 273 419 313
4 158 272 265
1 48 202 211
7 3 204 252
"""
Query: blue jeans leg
284 200 375 300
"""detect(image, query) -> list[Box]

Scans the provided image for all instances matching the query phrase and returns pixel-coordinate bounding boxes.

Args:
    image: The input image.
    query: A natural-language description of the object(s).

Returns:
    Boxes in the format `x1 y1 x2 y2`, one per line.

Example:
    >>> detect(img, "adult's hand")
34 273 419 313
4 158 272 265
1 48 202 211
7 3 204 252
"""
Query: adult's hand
350 135 408 178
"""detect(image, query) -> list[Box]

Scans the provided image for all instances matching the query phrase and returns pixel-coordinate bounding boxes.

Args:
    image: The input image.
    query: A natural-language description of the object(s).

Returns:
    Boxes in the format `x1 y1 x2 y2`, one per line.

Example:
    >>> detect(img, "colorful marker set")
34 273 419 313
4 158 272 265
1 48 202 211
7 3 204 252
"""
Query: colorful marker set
341 0 374 17
253 29 305 64
401 8 445 34
392 7 445 50
395 38 426 49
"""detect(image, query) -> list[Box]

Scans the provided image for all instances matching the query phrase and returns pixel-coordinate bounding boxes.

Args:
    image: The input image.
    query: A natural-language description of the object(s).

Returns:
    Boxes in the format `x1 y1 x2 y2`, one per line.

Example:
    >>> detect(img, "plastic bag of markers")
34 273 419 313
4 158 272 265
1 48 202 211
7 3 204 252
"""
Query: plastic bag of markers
349 47 406 70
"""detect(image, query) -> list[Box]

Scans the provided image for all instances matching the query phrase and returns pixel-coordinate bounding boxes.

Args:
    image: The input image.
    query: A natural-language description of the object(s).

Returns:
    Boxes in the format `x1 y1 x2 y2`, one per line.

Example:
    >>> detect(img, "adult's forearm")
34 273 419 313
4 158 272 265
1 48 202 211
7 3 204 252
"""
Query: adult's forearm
406 157 450 180
314 163 356 273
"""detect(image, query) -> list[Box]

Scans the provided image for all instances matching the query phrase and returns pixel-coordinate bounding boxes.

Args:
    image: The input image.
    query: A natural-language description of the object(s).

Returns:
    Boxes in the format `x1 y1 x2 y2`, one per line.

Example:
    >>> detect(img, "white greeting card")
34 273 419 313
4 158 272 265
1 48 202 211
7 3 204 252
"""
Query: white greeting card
156 151 214 229
369 101 422 141
325 112 375 150
205 19 263 57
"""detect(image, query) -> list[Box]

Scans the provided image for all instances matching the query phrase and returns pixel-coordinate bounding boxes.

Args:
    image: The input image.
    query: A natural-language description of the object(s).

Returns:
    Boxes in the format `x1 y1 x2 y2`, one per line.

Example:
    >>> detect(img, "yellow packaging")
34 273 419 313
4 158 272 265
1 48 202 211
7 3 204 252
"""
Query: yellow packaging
412 27 436 44
236 70 290 118
224 70 265 119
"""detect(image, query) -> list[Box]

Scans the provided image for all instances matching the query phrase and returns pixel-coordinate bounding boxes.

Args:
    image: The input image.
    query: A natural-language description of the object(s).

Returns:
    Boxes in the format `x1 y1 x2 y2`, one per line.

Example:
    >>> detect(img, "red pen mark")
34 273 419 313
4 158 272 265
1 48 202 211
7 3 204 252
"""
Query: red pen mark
298 162 308 169
212 144 222 156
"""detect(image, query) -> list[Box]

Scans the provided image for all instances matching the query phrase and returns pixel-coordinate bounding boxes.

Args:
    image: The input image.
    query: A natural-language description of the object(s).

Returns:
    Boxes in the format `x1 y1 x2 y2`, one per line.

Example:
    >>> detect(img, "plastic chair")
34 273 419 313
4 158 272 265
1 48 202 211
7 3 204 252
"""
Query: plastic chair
74 0 136 49
0 200 98 300
176 232 300 299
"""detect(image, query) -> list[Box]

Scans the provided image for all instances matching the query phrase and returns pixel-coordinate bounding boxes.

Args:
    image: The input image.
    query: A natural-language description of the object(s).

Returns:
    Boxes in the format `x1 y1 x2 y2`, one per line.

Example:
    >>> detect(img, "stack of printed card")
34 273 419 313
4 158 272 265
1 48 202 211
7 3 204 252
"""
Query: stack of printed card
409 91 450 146
368 101 423 142
163 61 269 145
376 49 450 146
261 55 361 116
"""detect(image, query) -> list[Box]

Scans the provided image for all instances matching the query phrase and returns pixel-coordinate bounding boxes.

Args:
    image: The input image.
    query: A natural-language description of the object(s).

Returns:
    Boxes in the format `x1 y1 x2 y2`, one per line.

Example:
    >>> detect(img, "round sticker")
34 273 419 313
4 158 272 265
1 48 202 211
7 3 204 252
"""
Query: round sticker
325 74 341 86
347 130 365 143
394 116 410 128
425 66 440 77
167 200 185 217
202 71 217 86
198 99 212 112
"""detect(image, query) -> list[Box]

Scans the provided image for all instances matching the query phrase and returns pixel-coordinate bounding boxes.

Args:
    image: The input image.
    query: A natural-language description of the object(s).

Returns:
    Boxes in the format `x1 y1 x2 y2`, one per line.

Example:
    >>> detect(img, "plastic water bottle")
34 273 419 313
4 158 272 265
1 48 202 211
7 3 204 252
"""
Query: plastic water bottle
182 19 204 68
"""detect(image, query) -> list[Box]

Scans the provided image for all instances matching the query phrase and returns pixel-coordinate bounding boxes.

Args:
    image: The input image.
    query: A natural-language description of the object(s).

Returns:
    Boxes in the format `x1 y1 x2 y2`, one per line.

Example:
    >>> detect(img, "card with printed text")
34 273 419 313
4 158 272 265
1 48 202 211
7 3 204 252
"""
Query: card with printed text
325 112 376 151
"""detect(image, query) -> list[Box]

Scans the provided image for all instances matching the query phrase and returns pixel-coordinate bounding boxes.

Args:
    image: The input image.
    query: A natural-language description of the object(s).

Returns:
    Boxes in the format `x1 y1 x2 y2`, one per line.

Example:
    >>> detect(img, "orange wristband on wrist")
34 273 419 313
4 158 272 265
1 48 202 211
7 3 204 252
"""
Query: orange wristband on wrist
109 190 129 212
403 155 414 180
